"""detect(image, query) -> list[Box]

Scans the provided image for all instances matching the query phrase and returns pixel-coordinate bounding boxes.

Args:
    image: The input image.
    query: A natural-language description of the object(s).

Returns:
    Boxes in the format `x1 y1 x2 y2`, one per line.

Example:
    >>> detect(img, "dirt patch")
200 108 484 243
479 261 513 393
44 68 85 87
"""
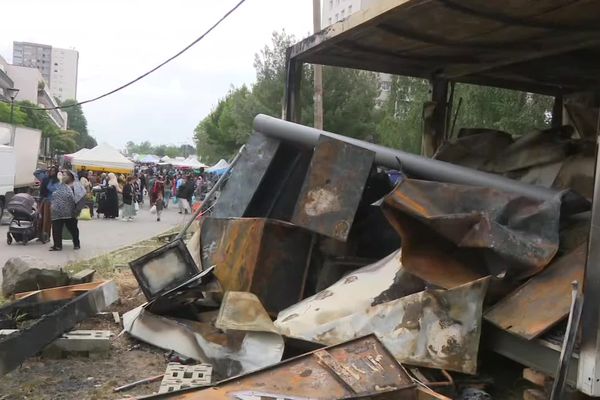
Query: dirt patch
0 232 179 399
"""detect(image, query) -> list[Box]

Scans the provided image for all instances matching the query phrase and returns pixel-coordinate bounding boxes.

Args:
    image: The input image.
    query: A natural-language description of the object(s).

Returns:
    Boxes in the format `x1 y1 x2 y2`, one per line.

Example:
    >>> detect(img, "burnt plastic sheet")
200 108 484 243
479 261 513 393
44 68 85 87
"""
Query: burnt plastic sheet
200 217 312 315
291 136 375 241
136 334 416 400
485 243 586 340
382 178 561 285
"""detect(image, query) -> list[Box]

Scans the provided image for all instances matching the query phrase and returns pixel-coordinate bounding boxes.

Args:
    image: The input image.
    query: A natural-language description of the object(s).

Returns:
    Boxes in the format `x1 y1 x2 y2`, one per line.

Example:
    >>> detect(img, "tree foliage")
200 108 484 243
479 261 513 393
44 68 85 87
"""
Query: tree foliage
125 141 196 158
0 99 96 155
61 99 97 148
195 30 555 161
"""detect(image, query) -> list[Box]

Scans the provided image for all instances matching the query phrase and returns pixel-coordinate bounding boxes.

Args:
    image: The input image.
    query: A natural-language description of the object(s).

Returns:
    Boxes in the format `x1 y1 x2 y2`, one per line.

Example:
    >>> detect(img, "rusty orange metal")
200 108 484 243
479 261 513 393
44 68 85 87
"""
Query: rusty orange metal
485 243 586 340
137 334 416 400
291 135 375 241
200 217 313 315
382 178 561 287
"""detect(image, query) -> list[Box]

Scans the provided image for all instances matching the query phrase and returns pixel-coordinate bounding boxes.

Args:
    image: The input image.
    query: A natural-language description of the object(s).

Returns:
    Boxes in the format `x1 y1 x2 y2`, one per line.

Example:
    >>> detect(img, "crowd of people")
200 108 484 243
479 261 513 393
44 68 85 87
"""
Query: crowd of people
37 164 215 251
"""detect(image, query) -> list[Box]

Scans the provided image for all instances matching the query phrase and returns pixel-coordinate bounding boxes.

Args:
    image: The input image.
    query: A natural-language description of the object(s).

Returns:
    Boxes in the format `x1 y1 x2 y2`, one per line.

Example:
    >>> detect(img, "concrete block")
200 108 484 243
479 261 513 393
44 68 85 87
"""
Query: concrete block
158 363 212 394
0 329 19 336
45 330 112 354
69 269 96 285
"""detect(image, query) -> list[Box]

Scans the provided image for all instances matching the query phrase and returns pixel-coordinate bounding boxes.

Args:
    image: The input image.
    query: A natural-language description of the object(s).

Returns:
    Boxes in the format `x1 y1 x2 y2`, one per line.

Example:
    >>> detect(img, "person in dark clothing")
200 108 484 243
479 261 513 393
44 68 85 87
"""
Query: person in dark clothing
104 173 121 218
122 176 135 221
50 171 81 251
39 166 60 243
176 176 192 214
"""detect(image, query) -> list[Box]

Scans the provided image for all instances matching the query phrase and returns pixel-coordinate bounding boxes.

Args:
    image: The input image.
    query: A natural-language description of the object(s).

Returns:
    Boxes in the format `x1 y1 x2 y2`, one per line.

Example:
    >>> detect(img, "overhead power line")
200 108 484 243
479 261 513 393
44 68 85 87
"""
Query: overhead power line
3 0 247 111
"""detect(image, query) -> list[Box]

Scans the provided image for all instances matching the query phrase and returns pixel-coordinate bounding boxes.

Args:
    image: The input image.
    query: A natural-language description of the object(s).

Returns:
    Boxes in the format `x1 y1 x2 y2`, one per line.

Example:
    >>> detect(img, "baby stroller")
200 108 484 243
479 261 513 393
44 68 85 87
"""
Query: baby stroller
6 193 41 245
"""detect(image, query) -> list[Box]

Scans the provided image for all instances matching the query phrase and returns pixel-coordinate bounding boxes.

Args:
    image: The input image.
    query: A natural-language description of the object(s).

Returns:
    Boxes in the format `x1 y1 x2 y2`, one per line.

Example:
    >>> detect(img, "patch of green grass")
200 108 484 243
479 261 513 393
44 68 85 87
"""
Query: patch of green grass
65 226 182 279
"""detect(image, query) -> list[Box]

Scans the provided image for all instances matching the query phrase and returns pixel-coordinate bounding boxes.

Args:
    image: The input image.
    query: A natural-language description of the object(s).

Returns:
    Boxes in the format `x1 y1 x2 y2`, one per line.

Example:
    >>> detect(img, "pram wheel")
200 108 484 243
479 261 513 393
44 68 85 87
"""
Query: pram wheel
22 235 28 245
7 234 12 245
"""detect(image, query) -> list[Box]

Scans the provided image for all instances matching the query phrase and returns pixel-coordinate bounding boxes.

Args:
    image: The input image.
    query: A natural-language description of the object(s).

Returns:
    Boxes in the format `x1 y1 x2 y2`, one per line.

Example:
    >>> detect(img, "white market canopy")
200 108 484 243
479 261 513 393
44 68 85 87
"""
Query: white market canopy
64 148 90 161
71 143 135 173
173 155 208 169
206 159 230 173
139 154 160 164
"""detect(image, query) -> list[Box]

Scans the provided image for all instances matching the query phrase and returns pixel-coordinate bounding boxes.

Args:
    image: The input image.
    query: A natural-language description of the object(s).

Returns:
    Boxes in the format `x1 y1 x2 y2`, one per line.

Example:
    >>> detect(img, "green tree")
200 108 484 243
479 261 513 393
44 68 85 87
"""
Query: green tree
60 99 97 149
323 67 378 140
452 84 553 136
0 102 27 126
375 76 430 154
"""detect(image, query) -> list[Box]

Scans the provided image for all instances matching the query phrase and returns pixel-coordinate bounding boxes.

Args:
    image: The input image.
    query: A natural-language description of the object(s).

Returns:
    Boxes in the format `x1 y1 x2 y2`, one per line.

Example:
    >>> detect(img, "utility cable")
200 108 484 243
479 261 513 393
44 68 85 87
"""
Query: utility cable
2 0 247 111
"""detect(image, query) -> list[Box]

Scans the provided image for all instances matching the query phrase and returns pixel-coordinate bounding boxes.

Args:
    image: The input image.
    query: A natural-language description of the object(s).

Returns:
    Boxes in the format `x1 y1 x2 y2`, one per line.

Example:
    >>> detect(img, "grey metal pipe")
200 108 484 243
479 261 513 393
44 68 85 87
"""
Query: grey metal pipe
253 114 562 203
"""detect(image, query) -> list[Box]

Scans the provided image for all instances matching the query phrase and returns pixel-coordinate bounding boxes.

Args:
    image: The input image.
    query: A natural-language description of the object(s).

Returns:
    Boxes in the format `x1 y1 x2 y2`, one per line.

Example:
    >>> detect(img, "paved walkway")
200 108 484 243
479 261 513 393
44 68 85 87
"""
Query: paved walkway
0 204 188 286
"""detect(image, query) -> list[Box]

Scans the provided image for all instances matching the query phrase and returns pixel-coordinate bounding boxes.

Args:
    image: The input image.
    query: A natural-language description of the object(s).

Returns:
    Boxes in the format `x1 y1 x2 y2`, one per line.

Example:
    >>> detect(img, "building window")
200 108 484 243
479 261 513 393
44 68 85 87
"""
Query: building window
341 9 345 18
329 0 333 8
348 5 352 13
335 13 339 21
54 63 58 66
328 17 332 25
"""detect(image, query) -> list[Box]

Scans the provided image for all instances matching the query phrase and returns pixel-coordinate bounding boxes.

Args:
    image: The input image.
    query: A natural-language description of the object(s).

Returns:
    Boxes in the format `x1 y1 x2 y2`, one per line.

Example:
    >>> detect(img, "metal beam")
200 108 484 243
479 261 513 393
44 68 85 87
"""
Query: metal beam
577 138 600 396
253 114 583 209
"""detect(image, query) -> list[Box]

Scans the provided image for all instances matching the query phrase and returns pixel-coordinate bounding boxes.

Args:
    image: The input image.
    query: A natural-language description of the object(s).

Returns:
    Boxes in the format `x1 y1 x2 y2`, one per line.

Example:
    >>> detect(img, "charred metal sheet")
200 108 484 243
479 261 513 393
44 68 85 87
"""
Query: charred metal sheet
213 133 281 218
482 130 570 174
216 291 279 334
200 217 312 315
123 299 284 380
276 277 490 375
130 238 201 301
0 280 118 375
382 178 561 283
136 334 416 400
434 129 514 170
244 141 313 221
485 244 586 340
291 136 375 241
277 249 424 335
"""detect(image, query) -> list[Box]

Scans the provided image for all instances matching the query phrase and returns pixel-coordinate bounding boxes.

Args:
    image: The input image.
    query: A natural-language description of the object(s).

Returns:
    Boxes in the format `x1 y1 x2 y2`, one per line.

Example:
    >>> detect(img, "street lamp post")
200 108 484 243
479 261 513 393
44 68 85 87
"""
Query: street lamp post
6 87 20 124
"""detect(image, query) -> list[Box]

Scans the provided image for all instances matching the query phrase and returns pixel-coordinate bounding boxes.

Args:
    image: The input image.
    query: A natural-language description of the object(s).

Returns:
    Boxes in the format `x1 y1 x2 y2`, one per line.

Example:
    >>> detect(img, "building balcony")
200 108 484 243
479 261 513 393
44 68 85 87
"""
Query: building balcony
0 69 14 101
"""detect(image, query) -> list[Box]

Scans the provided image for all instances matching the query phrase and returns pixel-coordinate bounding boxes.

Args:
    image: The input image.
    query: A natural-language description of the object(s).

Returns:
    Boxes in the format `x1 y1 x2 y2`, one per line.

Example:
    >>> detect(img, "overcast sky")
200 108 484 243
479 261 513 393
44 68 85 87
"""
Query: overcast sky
1 0 313 150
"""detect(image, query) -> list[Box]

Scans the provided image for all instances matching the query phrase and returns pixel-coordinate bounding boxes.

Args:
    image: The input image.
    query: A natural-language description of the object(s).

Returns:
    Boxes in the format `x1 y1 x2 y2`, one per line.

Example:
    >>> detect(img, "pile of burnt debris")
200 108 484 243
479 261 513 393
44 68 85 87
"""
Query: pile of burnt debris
0 114 595 400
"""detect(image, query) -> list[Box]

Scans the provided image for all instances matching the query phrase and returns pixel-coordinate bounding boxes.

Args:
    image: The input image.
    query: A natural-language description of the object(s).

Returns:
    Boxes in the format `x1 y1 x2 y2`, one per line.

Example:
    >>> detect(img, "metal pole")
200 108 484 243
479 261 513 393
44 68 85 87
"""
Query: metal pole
253 114 584 210
175 145 245 240
9 99 14 125
313 0 324 130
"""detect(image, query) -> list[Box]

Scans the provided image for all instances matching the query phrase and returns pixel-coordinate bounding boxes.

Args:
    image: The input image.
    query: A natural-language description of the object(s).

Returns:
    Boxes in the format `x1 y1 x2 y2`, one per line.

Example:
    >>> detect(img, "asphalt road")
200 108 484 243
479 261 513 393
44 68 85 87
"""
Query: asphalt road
0 203 187 287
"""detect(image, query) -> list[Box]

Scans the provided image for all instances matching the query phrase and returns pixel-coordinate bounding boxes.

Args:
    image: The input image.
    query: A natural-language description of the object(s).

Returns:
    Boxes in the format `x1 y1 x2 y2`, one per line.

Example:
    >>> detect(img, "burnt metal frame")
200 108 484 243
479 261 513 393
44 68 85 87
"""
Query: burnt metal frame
0 280 118 376
282 3 600 394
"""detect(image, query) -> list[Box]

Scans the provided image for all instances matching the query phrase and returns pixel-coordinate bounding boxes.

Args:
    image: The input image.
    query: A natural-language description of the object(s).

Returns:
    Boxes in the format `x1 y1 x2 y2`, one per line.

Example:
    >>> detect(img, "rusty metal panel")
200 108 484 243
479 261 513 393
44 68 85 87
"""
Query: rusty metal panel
276 277 490 375
137 334 416 400
200 217 312 315
382 178 561 283
292 135 375 241
213 133 281 218
485 244 586 340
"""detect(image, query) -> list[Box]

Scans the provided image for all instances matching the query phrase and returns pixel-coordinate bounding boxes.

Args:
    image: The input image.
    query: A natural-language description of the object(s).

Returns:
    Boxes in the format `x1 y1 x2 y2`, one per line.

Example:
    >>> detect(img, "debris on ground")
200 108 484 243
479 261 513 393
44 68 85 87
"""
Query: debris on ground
0 116 595 399
107 116 594 399
2 255 69 297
